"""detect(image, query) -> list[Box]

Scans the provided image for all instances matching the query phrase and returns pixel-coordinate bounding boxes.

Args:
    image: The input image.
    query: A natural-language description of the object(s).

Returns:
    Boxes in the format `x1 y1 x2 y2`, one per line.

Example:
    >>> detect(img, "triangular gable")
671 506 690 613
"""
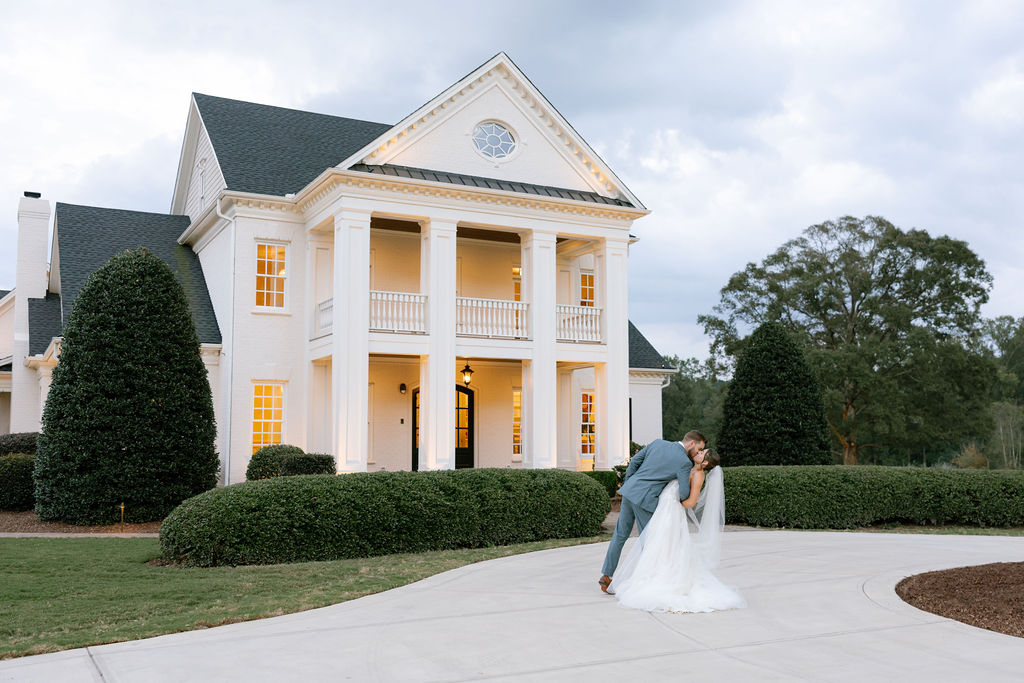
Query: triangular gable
337 53 645 209
169 96 226 220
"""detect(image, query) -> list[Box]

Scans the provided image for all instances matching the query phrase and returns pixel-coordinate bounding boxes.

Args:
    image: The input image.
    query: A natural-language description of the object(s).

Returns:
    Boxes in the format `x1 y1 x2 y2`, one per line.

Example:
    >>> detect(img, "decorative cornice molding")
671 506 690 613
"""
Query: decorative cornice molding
362 63 621 198
297 170 647 223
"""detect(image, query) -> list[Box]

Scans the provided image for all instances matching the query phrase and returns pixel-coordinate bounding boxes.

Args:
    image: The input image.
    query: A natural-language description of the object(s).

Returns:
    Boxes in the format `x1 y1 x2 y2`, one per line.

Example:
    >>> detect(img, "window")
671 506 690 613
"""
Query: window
252 383 284 454
512 266 522 333
472 121 516 159
579 271 595 307
512 389 522 459
256 243 286 308
581 391 596 458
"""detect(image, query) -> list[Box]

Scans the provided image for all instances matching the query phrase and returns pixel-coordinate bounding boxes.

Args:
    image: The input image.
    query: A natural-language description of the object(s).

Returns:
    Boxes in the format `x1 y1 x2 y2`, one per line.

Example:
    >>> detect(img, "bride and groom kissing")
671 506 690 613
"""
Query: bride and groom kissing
598 431 745 613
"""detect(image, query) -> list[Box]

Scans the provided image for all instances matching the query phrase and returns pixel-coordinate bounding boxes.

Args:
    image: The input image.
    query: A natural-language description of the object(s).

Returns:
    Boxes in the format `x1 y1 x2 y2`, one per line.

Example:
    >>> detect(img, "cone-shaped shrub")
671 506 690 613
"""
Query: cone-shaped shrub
719 322 831 465
35 249 218 523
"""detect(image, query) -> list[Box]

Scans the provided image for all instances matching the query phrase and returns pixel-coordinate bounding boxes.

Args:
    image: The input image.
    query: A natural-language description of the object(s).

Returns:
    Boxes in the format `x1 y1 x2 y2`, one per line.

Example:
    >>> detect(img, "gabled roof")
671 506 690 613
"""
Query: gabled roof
628 321 672 370
0 289 10 299
53 203 221 344
28 293 62 356
193 93 391 197
350 164 634 207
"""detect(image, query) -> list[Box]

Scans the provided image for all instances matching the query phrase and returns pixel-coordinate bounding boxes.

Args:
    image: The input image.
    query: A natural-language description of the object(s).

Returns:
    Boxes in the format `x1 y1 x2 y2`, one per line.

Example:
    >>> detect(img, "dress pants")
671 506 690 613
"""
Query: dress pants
601 497 654 577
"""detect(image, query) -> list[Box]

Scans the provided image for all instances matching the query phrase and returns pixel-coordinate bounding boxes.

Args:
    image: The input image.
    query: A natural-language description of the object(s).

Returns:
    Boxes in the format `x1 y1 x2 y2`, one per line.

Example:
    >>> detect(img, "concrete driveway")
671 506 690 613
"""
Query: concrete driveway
3 531 1024 682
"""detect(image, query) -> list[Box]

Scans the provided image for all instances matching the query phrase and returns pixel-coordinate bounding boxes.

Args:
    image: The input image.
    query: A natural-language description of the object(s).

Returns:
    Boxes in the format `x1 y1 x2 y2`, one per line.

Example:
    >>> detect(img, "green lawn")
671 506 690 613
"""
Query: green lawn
0 534 609 660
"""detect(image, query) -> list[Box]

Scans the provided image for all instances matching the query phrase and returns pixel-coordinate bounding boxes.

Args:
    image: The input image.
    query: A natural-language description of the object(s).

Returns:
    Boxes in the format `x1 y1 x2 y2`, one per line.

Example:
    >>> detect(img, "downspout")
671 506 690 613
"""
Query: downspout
215 195 235 485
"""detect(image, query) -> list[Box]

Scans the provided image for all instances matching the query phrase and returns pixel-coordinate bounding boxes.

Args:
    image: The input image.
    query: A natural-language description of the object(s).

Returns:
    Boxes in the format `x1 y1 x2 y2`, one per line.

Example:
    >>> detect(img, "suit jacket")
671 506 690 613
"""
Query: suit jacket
618 439 693 513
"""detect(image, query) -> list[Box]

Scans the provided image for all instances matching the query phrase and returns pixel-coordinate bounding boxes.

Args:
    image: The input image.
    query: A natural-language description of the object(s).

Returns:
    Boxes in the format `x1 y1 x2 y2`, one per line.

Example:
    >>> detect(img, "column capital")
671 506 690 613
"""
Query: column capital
421 216 459 234
521 230 557 247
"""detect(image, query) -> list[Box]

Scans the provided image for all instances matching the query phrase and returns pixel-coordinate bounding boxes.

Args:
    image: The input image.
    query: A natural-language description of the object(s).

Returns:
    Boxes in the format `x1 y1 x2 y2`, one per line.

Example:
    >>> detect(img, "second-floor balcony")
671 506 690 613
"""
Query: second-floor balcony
314 293 601 342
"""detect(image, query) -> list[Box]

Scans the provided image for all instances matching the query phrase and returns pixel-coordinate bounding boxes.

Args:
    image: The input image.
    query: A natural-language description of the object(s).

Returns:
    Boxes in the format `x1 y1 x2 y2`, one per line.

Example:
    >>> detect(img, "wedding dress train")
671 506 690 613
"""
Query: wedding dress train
609 470 745 613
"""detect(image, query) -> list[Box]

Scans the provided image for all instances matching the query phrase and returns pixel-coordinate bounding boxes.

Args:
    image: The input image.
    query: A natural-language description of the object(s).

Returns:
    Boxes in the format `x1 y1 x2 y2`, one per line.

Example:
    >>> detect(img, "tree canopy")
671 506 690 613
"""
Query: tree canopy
700 216 995 464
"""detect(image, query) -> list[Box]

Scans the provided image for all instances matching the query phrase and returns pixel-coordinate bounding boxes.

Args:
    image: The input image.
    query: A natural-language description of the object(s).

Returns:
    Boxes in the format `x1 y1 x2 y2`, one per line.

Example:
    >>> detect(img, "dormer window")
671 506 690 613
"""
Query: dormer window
472 121 516 159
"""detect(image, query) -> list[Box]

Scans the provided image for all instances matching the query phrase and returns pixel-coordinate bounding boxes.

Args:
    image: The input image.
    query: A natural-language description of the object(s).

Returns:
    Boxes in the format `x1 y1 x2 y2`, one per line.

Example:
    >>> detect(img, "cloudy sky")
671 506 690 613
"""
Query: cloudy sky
2 0 1022 361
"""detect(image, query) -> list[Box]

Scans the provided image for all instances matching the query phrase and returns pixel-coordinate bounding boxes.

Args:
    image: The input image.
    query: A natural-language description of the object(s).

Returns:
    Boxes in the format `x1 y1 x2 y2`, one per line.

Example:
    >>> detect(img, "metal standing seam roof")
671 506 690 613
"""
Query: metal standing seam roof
348 164 634 207
52 203 221 345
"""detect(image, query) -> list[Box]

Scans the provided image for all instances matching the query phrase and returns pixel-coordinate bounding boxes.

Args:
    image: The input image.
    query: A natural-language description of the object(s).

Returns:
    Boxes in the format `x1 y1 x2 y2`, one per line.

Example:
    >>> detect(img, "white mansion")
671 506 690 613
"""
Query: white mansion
0 53 675 484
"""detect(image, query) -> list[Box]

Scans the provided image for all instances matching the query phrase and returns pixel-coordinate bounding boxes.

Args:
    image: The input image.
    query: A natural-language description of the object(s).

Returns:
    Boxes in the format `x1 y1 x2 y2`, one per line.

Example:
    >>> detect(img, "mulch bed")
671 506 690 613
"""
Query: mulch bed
896 562 1024 638
0 510 161 534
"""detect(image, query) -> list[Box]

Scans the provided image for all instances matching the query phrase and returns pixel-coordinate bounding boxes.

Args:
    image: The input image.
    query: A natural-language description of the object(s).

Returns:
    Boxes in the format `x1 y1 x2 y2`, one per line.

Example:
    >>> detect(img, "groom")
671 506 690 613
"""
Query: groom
598 430 707 593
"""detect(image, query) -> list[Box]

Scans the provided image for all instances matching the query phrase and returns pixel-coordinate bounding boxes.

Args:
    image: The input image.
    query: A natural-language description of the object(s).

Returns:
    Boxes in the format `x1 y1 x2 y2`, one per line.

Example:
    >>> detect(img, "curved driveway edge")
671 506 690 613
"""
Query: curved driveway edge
3 531 1024 682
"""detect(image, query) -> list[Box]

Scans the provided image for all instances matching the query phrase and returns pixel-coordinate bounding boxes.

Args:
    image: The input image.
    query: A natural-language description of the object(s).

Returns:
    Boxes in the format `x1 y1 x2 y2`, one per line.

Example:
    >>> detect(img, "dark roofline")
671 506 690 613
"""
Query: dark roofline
350 164 634 208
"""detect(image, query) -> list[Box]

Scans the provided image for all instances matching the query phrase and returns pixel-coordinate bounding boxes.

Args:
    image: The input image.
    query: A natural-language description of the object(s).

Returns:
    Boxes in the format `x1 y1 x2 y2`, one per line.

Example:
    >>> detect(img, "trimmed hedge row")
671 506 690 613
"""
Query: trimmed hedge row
582 470 618 498
0 454 35 511
161 468 610 567
725 466 1024 528
245 445 335 480
0 432 38 456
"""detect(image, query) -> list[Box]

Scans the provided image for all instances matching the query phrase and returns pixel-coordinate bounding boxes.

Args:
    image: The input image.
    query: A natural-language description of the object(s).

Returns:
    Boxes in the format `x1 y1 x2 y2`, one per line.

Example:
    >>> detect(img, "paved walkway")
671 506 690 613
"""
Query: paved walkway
3 531 1024 682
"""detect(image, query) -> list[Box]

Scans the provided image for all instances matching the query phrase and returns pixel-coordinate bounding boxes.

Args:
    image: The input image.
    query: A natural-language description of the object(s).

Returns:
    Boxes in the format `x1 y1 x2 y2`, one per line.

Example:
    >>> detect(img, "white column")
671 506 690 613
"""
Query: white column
522 231 558 469
556 367 574 469
11 195 50 432
36 364 54 421
595 237 630 470
418 217 458 470
331 207 371 472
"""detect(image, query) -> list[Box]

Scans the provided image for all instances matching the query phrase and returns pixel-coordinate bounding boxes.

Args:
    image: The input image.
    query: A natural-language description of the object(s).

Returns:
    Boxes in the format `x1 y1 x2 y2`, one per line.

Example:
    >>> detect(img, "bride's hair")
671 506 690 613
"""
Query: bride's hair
702 449 720 471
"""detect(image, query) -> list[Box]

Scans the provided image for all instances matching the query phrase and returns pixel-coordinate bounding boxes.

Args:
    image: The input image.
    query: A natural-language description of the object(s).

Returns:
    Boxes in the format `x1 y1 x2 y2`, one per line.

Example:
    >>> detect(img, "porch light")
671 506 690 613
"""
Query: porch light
399 383 407 394
461 362 474 386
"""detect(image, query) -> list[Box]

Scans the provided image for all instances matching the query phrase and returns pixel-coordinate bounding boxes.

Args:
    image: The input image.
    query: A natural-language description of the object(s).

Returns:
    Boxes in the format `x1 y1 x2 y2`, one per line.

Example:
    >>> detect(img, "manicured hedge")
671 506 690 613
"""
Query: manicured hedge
582 470 619 498
0 454 36 511
160 468 611 567
245 446 334 480
280 453 335 476
245 445 305 480
0 432 38 456
725 466 1024 528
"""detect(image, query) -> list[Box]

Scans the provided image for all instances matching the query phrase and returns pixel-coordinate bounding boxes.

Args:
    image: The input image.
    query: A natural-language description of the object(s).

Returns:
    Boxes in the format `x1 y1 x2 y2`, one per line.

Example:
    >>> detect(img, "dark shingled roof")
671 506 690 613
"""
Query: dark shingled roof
28 292 63 356
628 321 672 370
350 164 634 207
193 93 392 197
0 362 11 372
0 289 10 299
53 203 221 344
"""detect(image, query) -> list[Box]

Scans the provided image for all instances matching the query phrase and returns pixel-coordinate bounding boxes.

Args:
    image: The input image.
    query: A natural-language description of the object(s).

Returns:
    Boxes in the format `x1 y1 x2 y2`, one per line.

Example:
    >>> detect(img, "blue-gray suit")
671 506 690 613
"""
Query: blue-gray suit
601 439 693 577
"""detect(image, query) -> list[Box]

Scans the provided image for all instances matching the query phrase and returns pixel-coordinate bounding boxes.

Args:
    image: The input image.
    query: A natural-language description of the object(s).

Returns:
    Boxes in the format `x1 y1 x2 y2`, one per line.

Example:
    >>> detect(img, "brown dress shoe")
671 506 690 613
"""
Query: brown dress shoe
598 575 612 593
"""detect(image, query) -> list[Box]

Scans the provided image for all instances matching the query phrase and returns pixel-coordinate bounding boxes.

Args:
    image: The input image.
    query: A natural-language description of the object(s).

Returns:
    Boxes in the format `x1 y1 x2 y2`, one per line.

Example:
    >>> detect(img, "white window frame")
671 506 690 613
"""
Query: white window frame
580 390 596 460
251 381 286 455
255 240 290 312
579 270 595 307
512 387 522 463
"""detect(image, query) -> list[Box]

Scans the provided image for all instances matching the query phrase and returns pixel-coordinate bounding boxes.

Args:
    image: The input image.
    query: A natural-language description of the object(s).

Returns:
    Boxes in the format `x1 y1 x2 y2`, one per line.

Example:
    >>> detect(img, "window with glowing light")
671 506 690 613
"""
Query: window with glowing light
579 271 595 307
256 243 286 308
581 391 596 457
512 389 522 457
252 383 284 454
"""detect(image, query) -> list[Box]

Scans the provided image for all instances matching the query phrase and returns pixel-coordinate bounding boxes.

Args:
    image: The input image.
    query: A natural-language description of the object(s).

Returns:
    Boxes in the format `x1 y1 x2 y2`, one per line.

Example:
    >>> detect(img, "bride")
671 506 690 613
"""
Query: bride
609 449 746 613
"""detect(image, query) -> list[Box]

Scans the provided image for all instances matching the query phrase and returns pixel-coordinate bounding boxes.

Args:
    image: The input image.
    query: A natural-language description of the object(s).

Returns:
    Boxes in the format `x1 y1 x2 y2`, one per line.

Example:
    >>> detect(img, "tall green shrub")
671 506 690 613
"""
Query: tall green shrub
719 322 831 465
34 249 219 524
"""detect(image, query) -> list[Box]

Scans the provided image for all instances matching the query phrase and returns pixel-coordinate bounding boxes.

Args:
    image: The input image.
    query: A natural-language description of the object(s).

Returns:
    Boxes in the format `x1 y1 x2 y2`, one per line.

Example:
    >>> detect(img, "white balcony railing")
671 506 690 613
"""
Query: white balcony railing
369 291 427 333
315 298 334 337
314 296 601 343
456 297 529 339
556 304 602 342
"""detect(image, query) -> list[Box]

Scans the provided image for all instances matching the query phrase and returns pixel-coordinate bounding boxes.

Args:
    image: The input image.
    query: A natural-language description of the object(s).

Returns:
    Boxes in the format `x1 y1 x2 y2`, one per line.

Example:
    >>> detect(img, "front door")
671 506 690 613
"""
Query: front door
411 385 474 470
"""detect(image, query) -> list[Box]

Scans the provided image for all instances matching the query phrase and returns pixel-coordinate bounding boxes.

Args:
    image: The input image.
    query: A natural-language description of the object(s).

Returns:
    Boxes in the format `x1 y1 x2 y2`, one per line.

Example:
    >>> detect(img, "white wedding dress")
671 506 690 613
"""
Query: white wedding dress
609 469 746 613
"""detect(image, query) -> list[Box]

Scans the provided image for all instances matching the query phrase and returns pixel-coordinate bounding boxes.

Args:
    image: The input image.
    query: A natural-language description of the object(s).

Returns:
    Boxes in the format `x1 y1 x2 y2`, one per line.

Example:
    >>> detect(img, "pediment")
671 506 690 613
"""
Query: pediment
340 54 642 208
